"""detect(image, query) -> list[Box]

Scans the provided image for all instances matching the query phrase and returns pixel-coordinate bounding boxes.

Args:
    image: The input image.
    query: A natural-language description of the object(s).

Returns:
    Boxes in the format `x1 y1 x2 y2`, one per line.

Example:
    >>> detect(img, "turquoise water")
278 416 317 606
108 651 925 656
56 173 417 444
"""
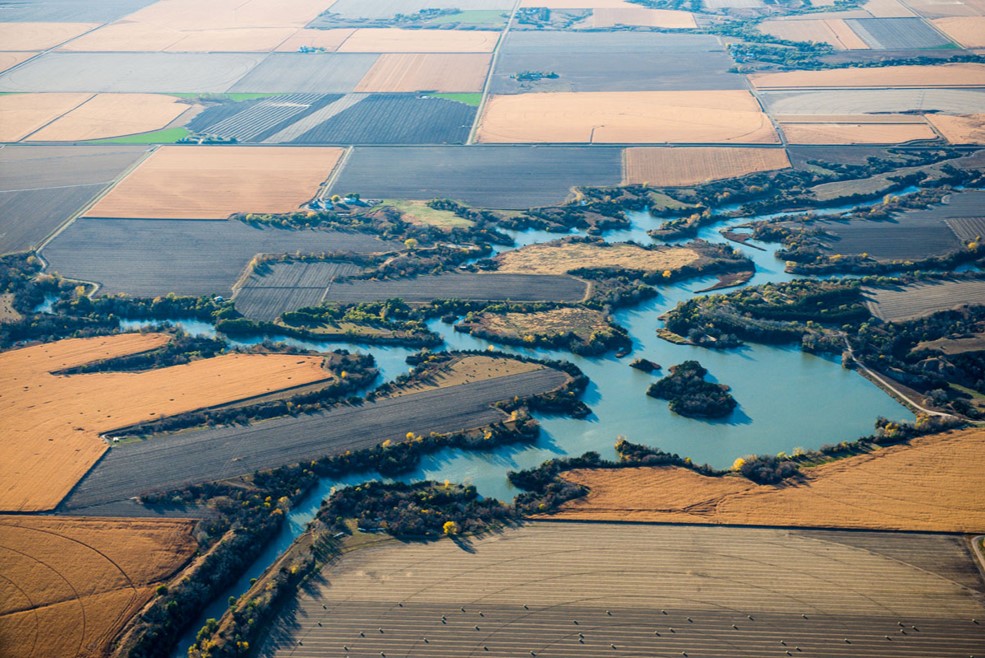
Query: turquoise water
165 209 912 656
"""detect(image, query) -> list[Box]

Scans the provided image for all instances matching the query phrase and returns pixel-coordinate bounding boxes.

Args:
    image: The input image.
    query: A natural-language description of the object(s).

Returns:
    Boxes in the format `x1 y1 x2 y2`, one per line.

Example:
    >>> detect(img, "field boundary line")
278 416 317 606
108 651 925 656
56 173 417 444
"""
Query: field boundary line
319 145 353 200
34 145 158 256
467 0 521 145
971 535 985 583
18 93 96 142
530 517 983 536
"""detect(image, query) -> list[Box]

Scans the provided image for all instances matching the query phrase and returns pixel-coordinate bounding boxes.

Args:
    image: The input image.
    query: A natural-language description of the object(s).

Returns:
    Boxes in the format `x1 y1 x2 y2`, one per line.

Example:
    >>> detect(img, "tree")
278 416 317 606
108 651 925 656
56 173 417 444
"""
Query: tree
404 238 419 250
443 520 459 536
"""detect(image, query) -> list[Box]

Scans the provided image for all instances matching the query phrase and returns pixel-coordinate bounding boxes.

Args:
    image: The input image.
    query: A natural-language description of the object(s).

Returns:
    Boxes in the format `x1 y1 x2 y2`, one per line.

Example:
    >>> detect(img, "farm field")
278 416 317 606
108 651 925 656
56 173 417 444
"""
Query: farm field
917 332 985 354
62 364 571 510
283 93 477 145
274 28 356 52
0 21 97 50
927 112 985 143
477 90 779 143
462 307 613 345
761 88 985 115
0 515 198 658
759 18 870 49
750 63 985 88
0 332 336 512
591 6 696 27
0 52 36 73
623 147 791 186
0 145 147 254
112 0 332 29
373 199 476 229
813 214 962 259
329 146 623 208
336 28 500 52
26 93 194 142
0 52 267 93
186 94 343 143
318 272 590 305
234 261 364 321
554 428 985 532
319 0 512 20
846 17 955 49
42 218 393 297
257 522 985 658
85 145 343 219
57 23 298 52
932 16 985 47
495 241 700 275
864 0 918 17
780 121 939 144
354 54 491 93
865 279 985 321
491 32 741 94
0 91 91 141
808 153 984 201
0 0 157 22
227 53 378 94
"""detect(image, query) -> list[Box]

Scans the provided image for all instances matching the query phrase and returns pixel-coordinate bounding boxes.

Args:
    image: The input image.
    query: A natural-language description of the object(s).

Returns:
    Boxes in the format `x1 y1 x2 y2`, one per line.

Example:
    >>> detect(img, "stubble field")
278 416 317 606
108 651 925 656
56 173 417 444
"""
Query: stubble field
336 28 500 52
0 92 91 141
780 121 939 144
26 93 194 142
0 21 97 50
623 147 791 186
495 241 700 275
865 279 985 320
227 54 378 94
750 63 985 88
0 332 335 512
354 53 492 93
932 16 985 46
926 113 985 143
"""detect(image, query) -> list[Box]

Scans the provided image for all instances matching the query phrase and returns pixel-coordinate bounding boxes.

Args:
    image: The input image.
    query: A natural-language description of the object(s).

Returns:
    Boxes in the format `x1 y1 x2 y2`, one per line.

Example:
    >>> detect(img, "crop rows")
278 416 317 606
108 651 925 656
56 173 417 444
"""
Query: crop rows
236 261 364 321
190 94 340 142
228 53 378 94
846 17 954 49
816 216 960 260
945 216 985 241
865 279 985 321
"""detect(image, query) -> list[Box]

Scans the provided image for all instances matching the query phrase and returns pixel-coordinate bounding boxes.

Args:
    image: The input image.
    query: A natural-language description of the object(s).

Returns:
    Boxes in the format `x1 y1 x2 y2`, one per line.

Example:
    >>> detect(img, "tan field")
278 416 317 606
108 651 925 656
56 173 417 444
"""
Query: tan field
0 22 98 51
623 147 791 187
0 294 22 324
275 28 356 52
863 0 916 16
751 63 985 88
908 0 985 16
27 93 194 142
0 515 197 658
496 241 699 275
592 7 697 28
933 16 985 46
387 355 545 397
0 52 37 73
478 307 611 342
781 121 939 144
61 23 298 52
926 113 985 143
338 28 499 53
774 113 929 123
355 53 492 93
86 145 343 219
477 91 779 144
114 0 332 29
0 332 335 512
0 92 91 142
552 428 985 533
759 18 870 49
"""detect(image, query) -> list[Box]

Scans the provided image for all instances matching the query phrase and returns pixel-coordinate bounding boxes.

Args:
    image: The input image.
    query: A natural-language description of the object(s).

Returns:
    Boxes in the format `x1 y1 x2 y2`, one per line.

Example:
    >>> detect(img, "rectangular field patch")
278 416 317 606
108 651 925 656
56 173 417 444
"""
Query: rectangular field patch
60 23 299 52
761 88 985 115
85 145 343 219
866 279 985 321
780 121 939 144
623 147 791 187
0 0 158 22
0 92 91 141
750 63 985 88
235 261 365 321
228 53 379 94
592 7 696 27
0 21 98 50
25 93 195 142
932 16 985 47
846 17 956 48
758 18 870 49
337 28 500 52
477 90 779 144
926 113 985 143
355 53 491 93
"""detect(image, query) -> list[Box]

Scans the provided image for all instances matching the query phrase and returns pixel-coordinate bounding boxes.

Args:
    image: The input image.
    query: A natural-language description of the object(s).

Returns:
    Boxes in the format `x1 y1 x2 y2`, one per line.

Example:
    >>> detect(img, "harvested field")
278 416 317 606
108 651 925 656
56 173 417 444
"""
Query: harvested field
759 18 870 49
492 32 742 94
907 0 985 16
846 17 955 48
467 307 612 344
26 93 193 142
864 0 917 16
318 0 511 20
623 147 791 186
85 145 343 219
0 52 36 72
62 365 571 509
354 53 491 93
60 23 299 53
0 516 198 658
318 273 589 305
0 0 157 22
234 261 364 321
0 144 147 254
42 218 393 297
337 28 500 53
495 241 700 275
592 6 696 27
761 88 985 115
946 214 985 240
274 28 355 52
228 53 378 94
0 52 266 93
186 94 342 143
329 145 622 208
927 112 985 143
0 92 91 141
932 16 985 46
257 522 985 658
285 93 477 145
478 90 779 144
555 428 985 533
916 332 985 354
0 22 96 51
117 0 331 29
813 216 961 260
865 279 985 321
780 121 939 144
750 63 985 88
0 332 335 511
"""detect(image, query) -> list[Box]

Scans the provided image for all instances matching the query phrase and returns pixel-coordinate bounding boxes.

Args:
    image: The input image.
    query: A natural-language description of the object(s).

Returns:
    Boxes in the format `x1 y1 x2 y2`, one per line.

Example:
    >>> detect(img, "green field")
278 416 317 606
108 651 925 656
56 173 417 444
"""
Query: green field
85 127 190 144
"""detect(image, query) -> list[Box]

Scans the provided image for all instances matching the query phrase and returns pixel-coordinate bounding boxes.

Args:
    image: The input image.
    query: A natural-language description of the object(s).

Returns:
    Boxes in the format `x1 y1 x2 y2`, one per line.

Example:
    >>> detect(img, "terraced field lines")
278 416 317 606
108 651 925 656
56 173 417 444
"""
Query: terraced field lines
235 261 363 321
623 147 791 186
865 280 985 321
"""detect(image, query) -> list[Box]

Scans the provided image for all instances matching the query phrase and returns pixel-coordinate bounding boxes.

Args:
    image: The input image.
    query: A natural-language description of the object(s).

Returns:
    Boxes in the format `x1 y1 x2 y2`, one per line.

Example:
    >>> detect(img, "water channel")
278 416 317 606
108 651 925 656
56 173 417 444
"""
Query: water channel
157 207 912 655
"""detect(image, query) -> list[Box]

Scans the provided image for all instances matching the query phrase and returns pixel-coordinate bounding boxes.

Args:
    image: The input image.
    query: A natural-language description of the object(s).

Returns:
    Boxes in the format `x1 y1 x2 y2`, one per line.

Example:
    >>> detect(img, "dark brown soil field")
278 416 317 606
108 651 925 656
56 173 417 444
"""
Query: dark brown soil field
319 273 589 304
61 367 570 511
491 32 743 93
41 218 395 297
0 145 147 254
256 522 985 658
865 279 985 321
329 145 623 208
